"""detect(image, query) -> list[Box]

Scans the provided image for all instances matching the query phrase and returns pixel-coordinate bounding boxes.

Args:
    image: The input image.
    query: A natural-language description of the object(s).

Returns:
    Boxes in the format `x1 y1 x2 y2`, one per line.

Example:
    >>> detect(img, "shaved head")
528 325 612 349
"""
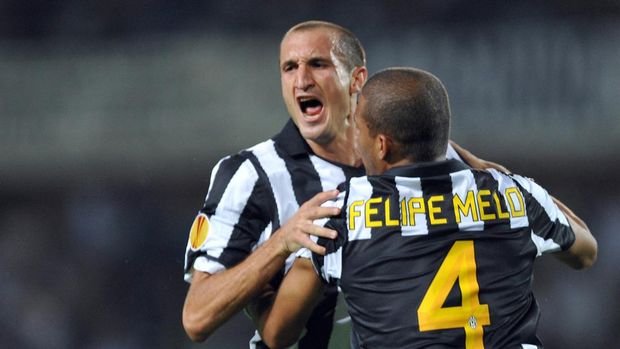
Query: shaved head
359 67 451 162
283 20 366 72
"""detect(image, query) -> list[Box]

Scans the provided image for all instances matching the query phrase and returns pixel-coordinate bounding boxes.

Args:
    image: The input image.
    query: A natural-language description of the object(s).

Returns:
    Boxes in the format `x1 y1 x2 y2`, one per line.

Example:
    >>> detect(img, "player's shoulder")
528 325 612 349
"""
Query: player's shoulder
246 138 282 158
214 138 274 165
470 166 511 178
507 172 543 193
472 167 542 194
215 138 300 183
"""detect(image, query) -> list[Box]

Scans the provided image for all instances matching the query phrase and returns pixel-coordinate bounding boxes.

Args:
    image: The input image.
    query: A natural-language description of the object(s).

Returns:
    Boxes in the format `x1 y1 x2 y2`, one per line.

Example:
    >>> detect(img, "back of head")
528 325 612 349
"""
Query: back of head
284 20 366 72
360 67 451 163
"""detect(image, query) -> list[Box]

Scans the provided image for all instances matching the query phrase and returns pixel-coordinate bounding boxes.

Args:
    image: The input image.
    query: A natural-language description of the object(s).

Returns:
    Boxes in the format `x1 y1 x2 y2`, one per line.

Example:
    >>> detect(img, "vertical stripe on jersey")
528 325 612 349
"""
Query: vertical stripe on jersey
202 157 258 259
315 209 348 284
213 154 273 266
309 155 350 192
253 140 298 230
450 169 484 232
488 169 529 230
346 177 374 241
420 174 459 235
202 155 246 213
366 176 402 237
185 156 263 276
471 170 512 232
275 146 323 205
320 243 344 285
394 176 429 236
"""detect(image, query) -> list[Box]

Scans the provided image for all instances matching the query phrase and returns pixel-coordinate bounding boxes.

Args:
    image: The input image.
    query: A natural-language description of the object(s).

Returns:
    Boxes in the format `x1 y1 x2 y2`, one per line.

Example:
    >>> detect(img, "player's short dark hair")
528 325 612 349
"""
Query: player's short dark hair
360 67 451 162
285 20 366 72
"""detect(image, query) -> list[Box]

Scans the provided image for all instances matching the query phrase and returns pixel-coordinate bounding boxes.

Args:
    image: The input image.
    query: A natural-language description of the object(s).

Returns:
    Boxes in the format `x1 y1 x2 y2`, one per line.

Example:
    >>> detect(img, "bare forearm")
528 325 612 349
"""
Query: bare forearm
182 190 340 342
182 238 289 342
552 197 588 232
260 258 324 349
552 197 598 269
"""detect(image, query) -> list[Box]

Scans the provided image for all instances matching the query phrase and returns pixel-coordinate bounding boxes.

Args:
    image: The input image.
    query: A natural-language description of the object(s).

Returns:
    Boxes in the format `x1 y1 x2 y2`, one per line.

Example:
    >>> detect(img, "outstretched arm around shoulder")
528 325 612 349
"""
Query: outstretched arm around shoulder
552 197 598 269
449 141 597 269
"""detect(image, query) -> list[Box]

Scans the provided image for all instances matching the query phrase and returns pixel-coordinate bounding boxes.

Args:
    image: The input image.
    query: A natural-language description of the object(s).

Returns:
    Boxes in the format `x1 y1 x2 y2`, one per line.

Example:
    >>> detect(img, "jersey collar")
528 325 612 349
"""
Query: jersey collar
272 120 314 157
383 159 471 178
272 120 364 174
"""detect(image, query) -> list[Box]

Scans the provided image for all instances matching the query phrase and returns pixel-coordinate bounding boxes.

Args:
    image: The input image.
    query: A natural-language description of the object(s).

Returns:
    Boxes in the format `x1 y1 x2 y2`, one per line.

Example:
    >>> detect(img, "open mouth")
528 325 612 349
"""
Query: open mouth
298 97 323 116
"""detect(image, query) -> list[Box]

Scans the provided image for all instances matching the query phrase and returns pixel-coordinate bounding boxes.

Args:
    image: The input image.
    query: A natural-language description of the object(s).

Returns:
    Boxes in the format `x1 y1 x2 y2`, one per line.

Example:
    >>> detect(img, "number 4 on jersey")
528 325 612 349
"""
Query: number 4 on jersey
417 240 491 349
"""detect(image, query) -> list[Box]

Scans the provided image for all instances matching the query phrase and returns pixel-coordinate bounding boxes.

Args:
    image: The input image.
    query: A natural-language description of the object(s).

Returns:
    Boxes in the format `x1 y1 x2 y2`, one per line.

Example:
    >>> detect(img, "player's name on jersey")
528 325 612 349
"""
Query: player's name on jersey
347 187 526 230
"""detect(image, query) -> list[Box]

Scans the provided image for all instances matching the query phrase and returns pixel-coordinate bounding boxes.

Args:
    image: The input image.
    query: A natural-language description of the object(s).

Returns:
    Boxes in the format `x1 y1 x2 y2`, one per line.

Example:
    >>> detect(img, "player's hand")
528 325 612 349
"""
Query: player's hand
273 190 340 256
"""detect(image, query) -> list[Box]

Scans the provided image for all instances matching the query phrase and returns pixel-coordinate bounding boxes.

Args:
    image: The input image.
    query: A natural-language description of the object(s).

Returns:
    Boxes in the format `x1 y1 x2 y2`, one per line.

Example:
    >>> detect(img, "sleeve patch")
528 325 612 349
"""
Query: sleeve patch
189 213 210 250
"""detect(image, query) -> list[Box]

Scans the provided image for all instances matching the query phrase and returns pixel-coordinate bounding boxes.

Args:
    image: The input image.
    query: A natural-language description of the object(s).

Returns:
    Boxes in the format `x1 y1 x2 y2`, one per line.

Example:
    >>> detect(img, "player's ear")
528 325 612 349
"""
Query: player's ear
379 135 401 164
377 134 390 161
349 66 368 95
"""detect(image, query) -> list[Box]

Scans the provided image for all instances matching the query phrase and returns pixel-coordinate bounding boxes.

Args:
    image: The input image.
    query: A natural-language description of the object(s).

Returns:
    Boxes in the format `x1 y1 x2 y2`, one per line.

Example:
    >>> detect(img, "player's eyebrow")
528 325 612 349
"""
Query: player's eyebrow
280 59 297 70
281 55 333 70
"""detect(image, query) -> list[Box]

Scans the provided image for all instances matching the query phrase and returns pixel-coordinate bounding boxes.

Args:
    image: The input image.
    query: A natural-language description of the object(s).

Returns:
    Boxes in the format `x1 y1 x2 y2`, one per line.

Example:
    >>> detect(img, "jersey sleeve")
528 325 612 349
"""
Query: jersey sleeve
511 174 576 256
183 153 273 282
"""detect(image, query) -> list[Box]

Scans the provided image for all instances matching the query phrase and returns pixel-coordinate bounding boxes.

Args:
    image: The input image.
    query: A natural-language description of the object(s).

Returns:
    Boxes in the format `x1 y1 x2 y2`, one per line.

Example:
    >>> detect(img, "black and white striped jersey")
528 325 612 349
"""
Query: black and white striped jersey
305 159 575 349
184 120 364 278
183 120 464 348
184 120 363 349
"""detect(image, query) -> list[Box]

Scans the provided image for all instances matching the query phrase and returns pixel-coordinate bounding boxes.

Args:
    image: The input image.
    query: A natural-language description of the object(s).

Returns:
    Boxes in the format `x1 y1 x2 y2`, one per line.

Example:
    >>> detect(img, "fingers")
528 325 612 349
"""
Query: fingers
277 218 338 255
305 243 327 256
296 224 336 255
276 190 342 255
303 223 337 240
300 190 341 220
311 205 341 220
304 189 339 207
295 233 328 256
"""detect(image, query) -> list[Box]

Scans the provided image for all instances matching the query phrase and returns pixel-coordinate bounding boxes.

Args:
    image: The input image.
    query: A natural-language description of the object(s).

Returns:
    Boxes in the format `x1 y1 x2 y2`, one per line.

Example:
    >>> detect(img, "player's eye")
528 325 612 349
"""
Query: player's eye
282 63 296 73
309 59 328 68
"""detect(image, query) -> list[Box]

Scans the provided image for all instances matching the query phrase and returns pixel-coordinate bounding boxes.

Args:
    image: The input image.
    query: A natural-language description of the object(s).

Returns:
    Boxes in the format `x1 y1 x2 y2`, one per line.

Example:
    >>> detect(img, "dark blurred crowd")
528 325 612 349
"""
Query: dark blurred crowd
1 0 618 40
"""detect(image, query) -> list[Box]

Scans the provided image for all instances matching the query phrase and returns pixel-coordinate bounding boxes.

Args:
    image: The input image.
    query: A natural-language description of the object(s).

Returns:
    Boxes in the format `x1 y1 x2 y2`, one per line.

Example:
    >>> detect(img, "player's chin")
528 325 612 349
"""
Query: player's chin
298 124 328 143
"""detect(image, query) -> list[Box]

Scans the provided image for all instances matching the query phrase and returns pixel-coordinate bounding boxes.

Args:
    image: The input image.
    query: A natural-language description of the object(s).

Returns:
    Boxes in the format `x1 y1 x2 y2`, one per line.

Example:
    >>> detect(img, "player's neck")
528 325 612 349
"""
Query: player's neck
383 155 447 172
308 131 361 167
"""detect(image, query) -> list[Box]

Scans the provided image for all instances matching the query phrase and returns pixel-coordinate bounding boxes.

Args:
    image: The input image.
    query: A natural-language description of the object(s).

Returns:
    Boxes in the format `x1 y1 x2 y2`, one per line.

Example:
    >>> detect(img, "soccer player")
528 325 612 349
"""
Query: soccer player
182 21 504 348
181 20 367 348
259 67 598 348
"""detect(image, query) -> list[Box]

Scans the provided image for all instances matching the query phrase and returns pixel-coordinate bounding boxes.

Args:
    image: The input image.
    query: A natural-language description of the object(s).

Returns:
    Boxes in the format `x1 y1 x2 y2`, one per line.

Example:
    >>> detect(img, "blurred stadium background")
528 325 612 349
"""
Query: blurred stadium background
1 1 618 348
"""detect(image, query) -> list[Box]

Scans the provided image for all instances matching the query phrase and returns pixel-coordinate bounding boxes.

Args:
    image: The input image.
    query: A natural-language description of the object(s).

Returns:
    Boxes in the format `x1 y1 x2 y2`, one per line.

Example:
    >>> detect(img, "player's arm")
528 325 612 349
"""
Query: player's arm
183 249 287 342
256 258 325 349
451 142 597 268
182 190 339 342
449 140 511 173
255 204 346 348
551 197 598 269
